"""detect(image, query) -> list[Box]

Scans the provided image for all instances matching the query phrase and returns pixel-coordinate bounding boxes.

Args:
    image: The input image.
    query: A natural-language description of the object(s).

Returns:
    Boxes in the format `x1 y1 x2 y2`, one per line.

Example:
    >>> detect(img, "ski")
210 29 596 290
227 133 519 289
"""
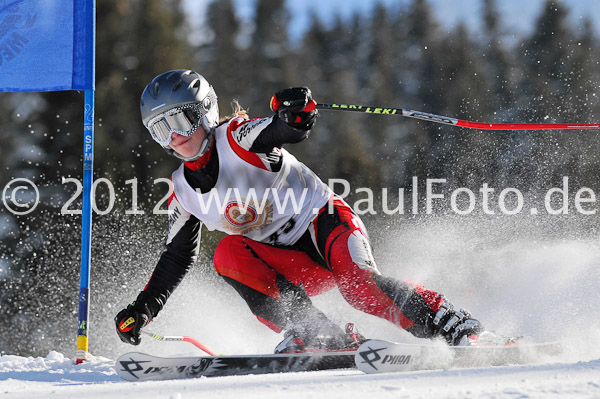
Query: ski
355 339 562 374
116 350 356 381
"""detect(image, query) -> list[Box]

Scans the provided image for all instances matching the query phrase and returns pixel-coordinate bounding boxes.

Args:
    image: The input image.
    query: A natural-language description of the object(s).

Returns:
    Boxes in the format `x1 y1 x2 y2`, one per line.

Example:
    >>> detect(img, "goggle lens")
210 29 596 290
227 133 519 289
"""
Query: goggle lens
147 104 202 147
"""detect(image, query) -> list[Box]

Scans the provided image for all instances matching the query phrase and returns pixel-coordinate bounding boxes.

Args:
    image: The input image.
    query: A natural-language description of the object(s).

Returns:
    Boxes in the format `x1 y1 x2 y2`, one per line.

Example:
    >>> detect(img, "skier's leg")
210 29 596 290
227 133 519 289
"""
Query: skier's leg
213 235 342 337
313 198 482 345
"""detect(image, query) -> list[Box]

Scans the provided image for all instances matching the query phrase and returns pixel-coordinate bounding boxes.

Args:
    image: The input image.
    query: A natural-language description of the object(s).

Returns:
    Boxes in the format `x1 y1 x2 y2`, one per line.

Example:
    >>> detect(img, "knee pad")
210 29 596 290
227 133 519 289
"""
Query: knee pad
345 230 380 274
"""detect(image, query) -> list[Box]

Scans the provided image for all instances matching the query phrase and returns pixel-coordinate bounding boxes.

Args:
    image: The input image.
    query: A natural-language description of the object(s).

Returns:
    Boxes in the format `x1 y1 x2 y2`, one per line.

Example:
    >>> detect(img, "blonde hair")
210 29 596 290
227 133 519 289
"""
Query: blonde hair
218 99 249 126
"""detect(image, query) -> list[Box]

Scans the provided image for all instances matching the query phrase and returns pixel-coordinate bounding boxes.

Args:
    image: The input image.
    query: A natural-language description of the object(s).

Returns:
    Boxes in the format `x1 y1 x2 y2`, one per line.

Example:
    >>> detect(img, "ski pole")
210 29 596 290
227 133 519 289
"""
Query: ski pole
141 330 217 356
316 102 600 130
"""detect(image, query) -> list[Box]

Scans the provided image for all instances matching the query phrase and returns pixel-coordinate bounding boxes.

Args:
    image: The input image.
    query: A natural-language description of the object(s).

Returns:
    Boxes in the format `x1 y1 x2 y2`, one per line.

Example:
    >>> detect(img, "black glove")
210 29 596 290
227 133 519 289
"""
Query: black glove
115 291 163 345
270 86 318 131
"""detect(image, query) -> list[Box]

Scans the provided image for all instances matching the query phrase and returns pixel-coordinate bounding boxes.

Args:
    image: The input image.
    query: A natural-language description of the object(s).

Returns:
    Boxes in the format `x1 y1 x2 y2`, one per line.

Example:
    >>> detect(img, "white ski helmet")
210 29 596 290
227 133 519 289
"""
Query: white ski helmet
140 69 219 161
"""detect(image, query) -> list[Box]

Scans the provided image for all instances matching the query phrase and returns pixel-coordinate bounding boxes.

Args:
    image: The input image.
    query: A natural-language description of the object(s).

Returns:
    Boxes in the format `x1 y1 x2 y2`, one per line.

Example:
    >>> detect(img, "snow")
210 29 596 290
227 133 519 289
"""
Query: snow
1 350 599 399
2 218 599 397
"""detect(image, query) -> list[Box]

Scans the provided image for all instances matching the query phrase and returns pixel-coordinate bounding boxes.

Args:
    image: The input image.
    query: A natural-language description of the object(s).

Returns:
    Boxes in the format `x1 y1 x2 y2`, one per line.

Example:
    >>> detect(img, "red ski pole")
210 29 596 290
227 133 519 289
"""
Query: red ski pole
316 103 600 130
141 330 217 356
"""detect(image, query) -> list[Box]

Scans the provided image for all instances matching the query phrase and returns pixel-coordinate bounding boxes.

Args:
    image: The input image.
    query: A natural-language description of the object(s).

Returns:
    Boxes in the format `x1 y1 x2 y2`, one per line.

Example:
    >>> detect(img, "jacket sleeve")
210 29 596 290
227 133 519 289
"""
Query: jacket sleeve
142 192 201 314
230 114 310 153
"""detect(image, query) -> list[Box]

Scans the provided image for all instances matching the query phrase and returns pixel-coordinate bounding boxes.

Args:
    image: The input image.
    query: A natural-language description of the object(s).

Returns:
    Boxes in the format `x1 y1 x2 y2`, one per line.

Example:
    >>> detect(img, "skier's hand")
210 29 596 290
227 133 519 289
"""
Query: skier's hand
270 87 318 131
114 291 161 345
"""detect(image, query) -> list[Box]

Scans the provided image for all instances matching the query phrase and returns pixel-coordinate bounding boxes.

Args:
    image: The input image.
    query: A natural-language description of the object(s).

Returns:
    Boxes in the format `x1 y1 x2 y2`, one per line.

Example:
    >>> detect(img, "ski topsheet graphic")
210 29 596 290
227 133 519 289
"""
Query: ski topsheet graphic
355 339 562 374
116 339 561 380
116 350 356 381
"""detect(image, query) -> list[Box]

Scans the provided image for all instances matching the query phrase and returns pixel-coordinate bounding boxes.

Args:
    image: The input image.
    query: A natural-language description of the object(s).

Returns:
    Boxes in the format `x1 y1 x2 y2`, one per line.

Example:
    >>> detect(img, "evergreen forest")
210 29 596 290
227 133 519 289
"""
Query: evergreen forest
0 0 599 356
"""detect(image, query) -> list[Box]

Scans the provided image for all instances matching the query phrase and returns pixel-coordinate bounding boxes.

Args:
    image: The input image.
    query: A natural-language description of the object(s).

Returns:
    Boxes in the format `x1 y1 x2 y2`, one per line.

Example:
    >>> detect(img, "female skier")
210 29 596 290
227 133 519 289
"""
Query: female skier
115 69 482 353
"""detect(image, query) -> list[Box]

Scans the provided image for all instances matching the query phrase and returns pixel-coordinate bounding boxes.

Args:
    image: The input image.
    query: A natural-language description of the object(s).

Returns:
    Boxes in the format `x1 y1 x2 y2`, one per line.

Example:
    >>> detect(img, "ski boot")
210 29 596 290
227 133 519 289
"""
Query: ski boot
432 297 483 346
274 323 366 354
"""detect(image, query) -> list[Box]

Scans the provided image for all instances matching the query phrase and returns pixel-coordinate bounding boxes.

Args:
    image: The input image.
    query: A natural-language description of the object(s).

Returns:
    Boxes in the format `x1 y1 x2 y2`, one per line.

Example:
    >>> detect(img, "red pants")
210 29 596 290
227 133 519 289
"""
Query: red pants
213 198 444 338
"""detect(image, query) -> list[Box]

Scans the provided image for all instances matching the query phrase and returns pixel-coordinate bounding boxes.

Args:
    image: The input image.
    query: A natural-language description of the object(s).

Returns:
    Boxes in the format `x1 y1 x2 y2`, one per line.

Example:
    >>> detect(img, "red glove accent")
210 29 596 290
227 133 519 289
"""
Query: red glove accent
304 99 317 112
118 316 136 333
291 100 317 123
270 95 282 112
271 88 318 130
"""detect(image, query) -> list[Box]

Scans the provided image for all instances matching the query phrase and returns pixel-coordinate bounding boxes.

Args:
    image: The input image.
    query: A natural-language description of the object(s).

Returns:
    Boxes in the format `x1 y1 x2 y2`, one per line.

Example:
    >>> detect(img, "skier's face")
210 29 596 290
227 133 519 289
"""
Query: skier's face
168 125 207 158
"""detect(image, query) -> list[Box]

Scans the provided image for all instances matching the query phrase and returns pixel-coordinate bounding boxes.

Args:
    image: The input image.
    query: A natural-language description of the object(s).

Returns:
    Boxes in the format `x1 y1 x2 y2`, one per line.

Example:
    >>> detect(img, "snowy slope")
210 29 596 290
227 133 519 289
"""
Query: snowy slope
3 217 600 398
1 351 600 399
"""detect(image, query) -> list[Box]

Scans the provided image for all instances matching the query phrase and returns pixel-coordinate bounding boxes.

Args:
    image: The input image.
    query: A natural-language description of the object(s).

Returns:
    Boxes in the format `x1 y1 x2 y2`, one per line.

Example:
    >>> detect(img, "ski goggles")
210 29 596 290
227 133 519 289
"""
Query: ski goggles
146 103 205 147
